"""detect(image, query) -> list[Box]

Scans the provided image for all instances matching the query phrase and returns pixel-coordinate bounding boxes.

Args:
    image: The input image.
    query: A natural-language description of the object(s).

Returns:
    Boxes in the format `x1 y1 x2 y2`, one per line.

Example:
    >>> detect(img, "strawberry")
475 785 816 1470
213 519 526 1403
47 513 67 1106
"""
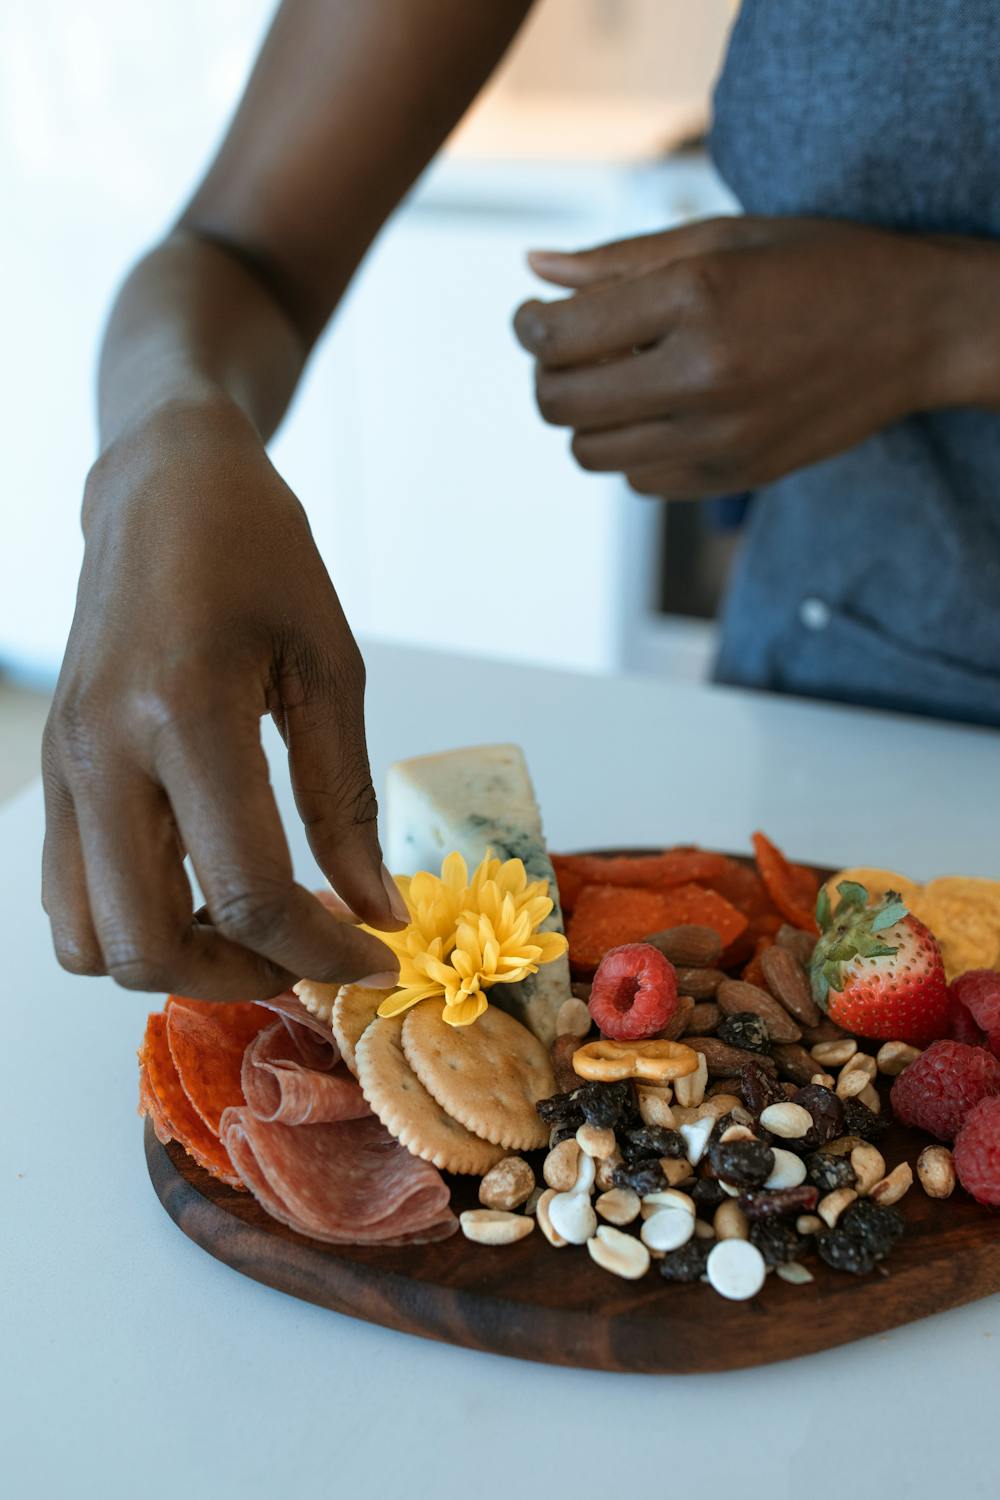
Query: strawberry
810 882 948 1046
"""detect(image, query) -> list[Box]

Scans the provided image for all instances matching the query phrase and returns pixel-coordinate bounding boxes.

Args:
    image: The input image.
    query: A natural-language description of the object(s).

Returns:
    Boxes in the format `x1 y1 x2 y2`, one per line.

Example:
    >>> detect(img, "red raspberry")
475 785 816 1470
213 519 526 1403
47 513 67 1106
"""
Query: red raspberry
953 1096 1000 1206
890 1040 1000 1141
949 970 1000 1057
947 991 987 1048
588 942 678 1041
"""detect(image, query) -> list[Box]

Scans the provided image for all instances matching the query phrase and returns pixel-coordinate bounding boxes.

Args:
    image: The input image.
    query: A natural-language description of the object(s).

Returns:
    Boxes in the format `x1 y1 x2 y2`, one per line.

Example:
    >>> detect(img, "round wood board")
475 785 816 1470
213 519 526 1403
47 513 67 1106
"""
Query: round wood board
144 852 1000 1374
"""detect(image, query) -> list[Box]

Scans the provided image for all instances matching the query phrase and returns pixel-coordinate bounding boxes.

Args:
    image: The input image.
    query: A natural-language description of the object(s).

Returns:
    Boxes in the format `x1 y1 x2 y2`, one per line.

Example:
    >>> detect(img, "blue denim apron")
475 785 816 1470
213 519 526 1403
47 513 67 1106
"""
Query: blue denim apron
709 0 1000 726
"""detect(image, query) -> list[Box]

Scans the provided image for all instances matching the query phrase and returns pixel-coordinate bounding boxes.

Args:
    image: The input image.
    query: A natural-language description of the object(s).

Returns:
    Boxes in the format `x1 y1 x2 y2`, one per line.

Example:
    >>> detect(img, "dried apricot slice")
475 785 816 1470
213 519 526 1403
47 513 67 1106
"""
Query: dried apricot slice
752 832 819 935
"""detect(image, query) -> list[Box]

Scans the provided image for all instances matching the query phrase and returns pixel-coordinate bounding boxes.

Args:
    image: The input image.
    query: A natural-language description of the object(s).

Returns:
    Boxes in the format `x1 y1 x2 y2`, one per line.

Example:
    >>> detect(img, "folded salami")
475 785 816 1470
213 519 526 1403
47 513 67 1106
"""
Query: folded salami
242 1021 372 1127
219 1109 457 1244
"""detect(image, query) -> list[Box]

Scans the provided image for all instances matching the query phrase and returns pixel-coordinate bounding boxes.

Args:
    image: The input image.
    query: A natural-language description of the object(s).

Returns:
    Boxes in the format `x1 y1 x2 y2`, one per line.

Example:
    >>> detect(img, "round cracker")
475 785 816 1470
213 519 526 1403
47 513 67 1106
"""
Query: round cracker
330 985 390 1077
292 978 341 1025
922 876 1000 922
355 1015 505 1176
401 1002 554 1151
824 868 923 911
910 893 1000 980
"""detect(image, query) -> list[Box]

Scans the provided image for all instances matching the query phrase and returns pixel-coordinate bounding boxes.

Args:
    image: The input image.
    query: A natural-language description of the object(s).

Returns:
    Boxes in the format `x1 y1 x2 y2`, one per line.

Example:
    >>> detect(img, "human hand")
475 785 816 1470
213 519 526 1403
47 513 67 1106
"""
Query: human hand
515 216 954 497
43 398 403 1000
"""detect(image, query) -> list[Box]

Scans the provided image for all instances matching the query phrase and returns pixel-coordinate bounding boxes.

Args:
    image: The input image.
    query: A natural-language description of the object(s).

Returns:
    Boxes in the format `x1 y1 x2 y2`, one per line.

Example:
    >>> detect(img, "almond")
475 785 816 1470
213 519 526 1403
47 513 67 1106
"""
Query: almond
685 1036 779 1077
674 967 726 1000
771 1042 825 1086
684 1001 722 1035
657 993 696 1042
643 924 722 968
717 978 802 1043
774 923 817 966
760 946 821 1028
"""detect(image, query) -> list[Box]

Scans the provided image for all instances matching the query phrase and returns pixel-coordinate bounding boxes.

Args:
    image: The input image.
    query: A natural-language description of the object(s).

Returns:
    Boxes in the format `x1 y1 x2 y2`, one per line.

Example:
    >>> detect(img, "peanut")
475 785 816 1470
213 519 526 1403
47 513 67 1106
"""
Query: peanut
713 1200 750 1241
459 1210 534 1246
857 1082 882 1114
850 1142 886 1197
810 1038 858 1067
810 1072 836 1089
876 1040 922 1076
594 1150 623 1193
587 1225 650 1280
917 1145 956 1199
674 1050 708 1108
836 1056 877 1099
870 1161 913 1206
637 1085 676 1130
595 1187 641 1226
543 1138 581 1192
575 1123 617 1159
818 1187 857 1227
759 1101 813 1139
796 1214 823 1235
536 1188 567 1248
478 1156 536 1211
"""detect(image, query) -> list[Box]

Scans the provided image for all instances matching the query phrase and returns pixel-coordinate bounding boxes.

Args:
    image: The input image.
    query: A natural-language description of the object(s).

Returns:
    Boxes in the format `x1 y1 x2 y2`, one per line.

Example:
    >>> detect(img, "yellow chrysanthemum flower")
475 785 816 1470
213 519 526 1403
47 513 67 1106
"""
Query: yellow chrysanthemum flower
366 851 568 1028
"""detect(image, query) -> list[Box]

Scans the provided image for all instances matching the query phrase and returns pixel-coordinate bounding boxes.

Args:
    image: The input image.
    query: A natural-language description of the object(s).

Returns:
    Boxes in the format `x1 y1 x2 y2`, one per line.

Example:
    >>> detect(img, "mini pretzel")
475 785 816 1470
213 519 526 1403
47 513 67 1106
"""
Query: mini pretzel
572 1038 700 1084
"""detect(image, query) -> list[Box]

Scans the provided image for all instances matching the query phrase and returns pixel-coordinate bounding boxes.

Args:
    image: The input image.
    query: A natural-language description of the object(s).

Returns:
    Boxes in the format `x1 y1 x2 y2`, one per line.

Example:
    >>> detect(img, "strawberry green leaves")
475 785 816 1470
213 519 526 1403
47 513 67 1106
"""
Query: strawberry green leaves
810 883 906 1006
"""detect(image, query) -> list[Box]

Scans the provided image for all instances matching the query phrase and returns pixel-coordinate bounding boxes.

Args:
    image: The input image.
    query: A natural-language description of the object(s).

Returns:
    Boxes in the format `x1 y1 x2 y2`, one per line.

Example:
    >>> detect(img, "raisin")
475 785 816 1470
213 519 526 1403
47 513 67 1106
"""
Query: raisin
750 1218 806 1266
738 1185 819 1219
691 1177 726 1209
816 1229 878 1274
717 1013 771 1054
620 1124 687 1162
708 1137 775 1189
739 1060 787 1119
816 1198 904 1274
793 1085 845 1149
806 1151 857 1193
536 1091 584 1127
842 1096 890 1141
611 1158 667 1196
840 1198 905 1256
658 1239 711 1283
572 1080 633 1129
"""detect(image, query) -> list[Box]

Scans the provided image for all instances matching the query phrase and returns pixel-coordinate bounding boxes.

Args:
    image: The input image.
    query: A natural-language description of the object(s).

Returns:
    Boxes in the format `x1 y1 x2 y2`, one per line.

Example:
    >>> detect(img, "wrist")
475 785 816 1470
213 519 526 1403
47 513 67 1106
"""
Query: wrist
909 237 1000 409
84 390 260 536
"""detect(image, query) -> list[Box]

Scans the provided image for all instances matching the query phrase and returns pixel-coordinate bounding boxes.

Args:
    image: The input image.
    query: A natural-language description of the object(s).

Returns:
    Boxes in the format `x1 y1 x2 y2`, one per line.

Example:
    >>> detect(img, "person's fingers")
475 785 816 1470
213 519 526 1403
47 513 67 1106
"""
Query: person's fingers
571 419 679 473
275 632 407 931
41 758 104 977
534 345 669 431
514 273 669 369
157 705 398 986
526 217 766 289
73 767 300 999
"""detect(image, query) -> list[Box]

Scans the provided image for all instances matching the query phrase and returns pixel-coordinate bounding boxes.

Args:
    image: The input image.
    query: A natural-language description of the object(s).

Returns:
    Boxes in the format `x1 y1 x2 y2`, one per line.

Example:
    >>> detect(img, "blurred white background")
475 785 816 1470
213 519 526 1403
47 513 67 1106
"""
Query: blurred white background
0 0 738 795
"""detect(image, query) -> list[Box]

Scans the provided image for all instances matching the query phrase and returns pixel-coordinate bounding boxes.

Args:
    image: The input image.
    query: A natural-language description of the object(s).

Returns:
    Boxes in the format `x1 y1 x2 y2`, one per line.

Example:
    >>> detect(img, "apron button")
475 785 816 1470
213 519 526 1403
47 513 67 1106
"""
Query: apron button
799 597 831 631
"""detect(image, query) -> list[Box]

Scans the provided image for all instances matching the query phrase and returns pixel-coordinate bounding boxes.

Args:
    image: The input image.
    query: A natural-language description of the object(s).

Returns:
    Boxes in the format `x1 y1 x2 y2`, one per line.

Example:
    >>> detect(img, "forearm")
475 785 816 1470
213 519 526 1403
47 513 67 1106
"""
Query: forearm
97 229 307 451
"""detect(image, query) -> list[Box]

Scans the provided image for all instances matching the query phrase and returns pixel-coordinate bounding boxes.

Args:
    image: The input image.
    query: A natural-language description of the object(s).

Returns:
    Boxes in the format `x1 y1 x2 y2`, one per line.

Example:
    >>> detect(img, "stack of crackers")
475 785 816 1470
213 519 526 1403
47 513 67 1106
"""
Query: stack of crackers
827 869 1000 980
295 982 556 1175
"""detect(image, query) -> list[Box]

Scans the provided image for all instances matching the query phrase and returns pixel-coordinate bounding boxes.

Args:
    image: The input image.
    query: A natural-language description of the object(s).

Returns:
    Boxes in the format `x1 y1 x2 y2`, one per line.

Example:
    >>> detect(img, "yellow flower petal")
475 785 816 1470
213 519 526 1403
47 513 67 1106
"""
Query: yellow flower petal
442 992 489 1027
376 985 441 1018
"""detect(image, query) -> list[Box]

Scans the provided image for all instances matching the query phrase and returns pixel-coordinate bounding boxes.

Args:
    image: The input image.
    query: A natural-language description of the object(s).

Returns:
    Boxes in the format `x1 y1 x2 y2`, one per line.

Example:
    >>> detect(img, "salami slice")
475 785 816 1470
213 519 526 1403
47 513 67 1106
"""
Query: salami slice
242 1021 372 1127
165 996 273 1133
219 1109 457 1245
139 1012 243 1188
259 989 341 1050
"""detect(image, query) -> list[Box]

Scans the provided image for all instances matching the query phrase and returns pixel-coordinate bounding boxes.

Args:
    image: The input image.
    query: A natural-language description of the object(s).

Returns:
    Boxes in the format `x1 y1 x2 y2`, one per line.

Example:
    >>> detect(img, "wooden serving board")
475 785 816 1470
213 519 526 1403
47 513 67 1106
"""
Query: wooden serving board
144 853 1000 1374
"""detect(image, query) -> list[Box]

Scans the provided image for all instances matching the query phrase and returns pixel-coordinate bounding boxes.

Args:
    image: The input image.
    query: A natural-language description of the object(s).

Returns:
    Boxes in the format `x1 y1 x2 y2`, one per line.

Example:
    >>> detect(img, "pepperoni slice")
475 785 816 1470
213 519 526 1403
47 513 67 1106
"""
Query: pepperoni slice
139 1012 242 1187
165 996 274 1134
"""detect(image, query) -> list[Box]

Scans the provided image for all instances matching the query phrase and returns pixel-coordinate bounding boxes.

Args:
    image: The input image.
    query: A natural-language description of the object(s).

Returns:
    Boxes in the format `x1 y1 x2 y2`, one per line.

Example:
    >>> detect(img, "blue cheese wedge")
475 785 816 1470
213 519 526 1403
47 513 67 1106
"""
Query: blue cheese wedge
386 744 571 1045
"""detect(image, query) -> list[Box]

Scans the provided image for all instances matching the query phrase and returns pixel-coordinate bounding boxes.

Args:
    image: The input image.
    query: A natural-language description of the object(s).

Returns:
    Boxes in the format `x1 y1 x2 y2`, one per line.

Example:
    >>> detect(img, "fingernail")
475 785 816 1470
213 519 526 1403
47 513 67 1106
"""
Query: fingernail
381 863 410 924
356 970 400 990
527 248 572 263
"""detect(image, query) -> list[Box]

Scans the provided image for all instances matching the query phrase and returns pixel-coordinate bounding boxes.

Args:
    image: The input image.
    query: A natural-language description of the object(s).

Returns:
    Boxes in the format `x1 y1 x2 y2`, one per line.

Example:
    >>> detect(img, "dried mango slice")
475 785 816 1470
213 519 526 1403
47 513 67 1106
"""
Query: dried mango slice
567 882 747 973
552 850 729 892
752 832 819 935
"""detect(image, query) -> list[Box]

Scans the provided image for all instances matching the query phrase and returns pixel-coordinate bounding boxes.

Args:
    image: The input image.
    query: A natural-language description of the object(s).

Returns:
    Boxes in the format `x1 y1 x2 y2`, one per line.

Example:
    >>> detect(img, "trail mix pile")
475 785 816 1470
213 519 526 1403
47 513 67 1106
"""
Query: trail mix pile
457 916 984 1298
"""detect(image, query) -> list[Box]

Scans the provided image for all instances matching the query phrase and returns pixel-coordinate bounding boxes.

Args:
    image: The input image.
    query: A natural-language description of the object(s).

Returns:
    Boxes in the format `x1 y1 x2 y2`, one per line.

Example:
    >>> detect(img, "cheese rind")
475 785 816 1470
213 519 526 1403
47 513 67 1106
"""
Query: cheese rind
386 744 571 1045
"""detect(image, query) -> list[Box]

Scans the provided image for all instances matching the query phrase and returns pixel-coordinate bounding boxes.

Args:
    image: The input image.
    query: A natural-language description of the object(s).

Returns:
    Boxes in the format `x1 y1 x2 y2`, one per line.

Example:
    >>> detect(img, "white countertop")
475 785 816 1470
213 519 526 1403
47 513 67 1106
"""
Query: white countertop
3 642 996 1499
